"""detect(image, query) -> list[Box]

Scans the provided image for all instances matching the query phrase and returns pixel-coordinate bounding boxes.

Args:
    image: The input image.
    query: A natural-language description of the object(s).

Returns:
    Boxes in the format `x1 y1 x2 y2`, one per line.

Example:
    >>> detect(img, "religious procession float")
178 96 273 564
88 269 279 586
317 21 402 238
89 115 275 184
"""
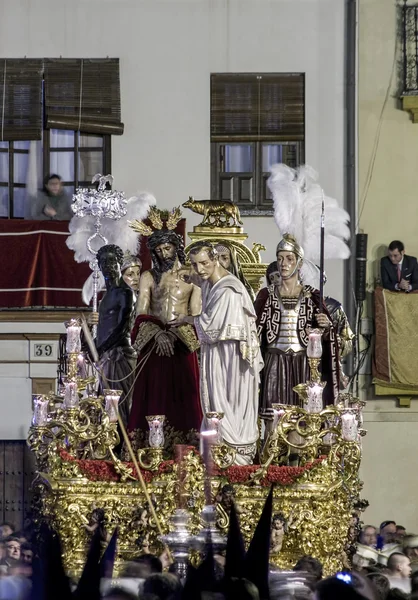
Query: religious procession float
27 166 366 578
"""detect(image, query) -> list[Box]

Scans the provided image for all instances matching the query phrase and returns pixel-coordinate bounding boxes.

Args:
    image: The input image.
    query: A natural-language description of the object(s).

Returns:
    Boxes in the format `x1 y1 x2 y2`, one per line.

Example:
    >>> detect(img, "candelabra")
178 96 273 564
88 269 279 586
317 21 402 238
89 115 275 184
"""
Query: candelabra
28 317 133 481
256 328 366 480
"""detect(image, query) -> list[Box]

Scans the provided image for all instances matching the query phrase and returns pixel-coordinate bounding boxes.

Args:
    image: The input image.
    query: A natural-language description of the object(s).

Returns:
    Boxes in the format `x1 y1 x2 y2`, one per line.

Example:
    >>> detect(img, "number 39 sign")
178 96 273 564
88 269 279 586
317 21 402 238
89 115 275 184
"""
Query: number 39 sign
29 341 58 361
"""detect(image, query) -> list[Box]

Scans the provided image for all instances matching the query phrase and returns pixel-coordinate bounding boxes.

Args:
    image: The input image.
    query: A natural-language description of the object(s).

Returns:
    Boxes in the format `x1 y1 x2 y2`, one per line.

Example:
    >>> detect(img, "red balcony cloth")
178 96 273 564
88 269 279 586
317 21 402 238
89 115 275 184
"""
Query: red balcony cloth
0 219 186 309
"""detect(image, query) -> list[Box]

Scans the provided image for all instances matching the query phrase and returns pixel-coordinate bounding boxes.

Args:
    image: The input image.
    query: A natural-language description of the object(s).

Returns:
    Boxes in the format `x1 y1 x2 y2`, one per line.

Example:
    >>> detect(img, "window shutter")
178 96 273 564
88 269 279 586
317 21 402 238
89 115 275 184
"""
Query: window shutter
210 73 305 142
0 59 43 141
44 58 124 135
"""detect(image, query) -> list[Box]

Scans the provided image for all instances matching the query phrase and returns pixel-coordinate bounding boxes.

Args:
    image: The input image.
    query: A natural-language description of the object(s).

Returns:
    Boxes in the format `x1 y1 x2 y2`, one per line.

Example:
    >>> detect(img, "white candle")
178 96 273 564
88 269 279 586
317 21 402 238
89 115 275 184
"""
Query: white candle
32 395 49 426
77 353 87 379
341 412 358 441
66 319 81 354
146 415 165 448
307 329 323 359
64 381 79 409
205 412 224 444
305 382 324 413
104 389 122 423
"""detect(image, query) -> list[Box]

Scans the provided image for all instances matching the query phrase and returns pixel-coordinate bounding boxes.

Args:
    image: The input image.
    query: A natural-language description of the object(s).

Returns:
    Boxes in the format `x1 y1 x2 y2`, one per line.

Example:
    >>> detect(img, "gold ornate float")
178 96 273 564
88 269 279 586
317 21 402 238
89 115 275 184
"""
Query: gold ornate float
28 334 365 578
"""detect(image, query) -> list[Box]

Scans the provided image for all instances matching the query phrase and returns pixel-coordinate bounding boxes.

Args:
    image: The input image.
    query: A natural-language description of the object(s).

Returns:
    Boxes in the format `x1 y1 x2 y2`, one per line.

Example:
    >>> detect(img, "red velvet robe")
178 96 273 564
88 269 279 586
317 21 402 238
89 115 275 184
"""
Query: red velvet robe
128 315 202 447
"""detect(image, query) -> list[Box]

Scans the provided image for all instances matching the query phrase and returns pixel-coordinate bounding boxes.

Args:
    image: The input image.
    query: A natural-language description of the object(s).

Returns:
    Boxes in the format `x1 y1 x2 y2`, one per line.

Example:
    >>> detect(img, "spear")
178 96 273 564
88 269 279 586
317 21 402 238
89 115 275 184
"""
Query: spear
319 190 325 312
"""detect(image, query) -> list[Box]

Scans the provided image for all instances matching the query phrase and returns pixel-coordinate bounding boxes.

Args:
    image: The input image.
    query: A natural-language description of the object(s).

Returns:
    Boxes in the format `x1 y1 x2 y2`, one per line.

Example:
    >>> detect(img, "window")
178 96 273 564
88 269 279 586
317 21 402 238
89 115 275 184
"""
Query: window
210 73 305 215
0 142 30 218
44 130 111 195
0 58 122 218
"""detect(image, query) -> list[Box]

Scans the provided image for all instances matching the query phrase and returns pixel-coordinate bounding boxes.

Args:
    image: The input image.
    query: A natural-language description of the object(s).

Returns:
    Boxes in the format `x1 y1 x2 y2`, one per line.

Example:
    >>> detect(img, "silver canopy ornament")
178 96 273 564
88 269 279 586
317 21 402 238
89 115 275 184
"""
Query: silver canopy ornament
71 174 128 335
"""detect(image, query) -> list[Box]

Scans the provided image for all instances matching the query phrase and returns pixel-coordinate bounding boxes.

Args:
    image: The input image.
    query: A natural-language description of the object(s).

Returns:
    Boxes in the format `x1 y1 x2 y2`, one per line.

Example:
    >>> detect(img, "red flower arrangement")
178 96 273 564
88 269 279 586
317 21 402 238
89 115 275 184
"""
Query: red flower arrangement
58 449 175 483
58 448 324 486
213 457 325 486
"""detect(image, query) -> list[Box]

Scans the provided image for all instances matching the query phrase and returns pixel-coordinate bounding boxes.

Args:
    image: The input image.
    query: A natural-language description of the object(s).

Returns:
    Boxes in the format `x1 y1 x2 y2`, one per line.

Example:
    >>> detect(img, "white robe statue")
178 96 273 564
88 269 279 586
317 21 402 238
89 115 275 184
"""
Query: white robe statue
194 274 263 465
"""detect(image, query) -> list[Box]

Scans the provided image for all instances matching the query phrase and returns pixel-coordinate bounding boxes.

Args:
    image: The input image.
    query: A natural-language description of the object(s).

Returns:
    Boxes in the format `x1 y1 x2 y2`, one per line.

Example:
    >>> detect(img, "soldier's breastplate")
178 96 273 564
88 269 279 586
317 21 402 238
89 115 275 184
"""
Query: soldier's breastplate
268 298 304 353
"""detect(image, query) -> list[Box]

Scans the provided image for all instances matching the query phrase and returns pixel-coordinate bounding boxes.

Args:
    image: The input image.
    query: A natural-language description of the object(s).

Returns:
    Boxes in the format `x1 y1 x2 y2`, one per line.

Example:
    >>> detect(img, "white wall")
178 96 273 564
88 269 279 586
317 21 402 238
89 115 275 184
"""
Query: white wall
361 400 418 532
0 0 347 301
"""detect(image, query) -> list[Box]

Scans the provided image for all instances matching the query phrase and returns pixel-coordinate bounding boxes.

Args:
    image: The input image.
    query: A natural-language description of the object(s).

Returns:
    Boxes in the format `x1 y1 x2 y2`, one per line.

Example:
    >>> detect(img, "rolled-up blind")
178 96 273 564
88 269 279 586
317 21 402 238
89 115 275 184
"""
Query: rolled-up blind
210 73 305 142
44 58 124 135
0 59 43 141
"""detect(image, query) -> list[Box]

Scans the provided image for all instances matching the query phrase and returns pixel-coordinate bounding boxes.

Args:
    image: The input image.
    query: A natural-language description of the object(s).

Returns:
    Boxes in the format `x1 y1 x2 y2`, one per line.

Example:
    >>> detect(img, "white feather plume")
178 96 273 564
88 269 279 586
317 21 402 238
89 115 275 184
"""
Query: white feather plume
66 190 157 305
100 192 156 255
269 164 303 242
268 163 350 267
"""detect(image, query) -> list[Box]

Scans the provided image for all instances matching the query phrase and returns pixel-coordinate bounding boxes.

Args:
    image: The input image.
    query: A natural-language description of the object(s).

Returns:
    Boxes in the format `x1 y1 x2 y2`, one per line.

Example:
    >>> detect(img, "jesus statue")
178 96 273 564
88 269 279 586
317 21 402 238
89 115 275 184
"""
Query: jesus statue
171 241 263 465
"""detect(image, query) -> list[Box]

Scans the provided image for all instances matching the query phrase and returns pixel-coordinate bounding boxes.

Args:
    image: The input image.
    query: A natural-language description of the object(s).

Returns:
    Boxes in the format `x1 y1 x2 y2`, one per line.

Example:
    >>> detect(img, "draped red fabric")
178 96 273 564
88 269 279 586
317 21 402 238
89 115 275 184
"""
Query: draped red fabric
128 314 202 437
0 219 186 308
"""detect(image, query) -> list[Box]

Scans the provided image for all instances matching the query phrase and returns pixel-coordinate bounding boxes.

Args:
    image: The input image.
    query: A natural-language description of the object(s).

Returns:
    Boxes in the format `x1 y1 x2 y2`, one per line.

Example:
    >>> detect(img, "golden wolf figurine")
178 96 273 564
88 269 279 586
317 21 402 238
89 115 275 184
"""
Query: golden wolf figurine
182 197 243 228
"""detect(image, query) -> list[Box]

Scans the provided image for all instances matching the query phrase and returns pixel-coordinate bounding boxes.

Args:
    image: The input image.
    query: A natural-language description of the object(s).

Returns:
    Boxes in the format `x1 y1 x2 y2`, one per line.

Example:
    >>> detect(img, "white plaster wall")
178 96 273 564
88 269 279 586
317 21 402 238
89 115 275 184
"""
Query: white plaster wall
0 0 346 301
361 400 418 532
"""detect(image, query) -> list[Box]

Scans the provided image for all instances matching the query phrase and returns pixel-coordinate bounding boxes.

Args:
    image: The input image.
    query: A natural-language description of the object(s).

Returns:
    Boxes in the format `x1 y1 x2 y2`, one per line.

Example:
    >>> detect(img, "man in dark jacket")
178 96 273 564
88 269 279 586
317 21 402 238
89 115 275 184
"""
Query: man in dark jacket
380 240 418 292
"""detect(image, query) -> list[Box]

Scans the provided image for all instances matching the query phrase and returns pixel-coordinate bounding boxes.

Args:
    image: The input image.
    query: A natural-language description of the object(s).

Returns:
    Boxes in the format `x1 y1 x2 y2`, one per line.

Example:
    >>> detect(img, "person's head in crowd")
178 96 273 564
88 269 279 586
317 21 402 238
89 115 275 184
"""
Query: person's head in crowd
121 553 162 579
4 536 20 561
0 522 14 539
43 174 64 198
224 577 259 600
103 588 139 600
380 522 397 546
20 542 33 565
387 241 405 265
0 540 5 562
395 527 407 542
402 535 418 559
360 526 378 548
13 531 27 544
315 572 378 600
365 573 390 600
266 261 280 286
387 553 411 579
293 555 323 582
142 573 182 600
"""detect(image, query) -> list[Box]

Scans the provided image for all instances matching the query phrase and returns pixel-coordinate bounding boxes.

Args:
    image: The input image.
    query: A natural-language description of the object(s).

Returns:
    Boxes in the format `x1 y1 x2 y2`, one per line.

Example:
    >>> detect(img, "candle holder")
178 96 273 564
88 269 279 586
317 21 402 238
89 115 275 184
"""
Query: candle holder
65 319 82 354
146 415 165 448
138 415 166 470
307 329 322 358
307 329 323 383
341 409 359 441
104 389 122 423
159 508 193 579
32 394 49 427
304 381 325 414
63 381 79 409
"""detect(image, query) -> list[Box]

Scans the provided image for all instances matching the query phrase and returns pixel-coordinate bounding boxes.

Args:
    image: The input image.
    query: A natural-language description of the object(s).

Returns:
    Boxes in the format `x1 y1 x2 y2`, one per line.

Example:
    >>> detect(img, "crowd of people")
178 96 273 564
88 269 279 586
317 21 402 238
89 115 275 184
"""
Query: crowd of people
1 515 418 600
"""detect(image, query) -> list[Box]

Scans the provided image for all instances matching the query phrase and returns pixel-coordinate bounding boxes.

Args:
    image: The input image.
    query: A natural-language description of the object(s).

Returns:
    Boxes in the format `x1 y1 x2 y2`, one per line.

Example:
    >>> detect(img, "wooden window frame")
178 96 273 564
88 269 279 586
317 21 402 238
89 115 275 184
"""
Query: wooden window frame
210 73 305 216
43 129 112 194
